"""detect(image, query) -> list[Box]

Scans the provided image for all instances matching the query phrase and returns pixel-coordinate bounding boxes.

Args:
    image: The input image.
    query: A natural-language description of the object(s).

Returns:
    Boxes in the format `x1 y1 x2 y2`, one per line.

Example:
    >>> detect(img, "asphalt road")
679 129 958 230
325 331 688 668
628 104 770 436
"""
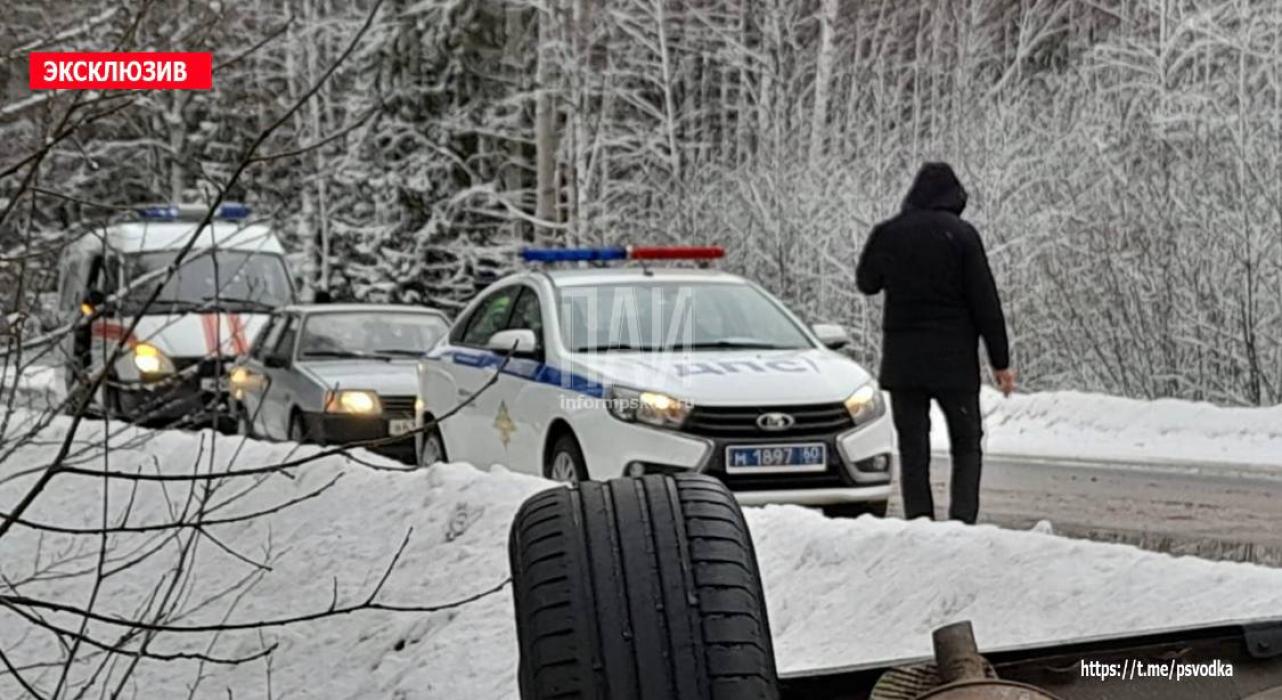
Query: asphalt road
887 455 1282 566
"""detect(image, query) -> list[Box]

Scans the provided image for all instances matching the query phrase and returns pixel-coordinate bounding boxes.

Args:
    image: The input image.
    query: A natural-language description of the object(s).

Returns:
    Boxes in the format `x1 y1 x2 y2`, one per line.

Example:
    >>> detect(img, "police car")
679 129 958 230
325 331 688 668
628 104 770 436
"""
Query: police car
415 246 894 516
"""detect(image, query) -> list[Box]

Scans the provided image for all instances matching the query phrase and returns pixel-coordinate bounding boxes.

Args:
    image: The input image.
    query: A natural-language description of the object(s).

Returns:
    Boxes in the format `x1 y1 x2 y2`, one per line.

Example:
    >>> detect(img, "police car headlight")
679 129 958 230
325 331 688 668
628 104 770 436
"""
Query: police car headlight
844 382 885 425
606 386 691 429
325 390 382 415
131 343 174 375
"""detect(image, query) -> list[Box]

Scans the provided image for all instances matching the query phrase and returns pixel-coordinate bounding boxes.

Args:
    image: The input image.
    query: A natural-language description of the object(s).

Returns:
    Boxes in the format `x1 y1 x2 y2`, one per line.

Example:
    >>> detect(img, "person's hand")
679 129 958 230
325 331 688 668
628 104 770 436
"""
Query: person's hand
993 368 1017 397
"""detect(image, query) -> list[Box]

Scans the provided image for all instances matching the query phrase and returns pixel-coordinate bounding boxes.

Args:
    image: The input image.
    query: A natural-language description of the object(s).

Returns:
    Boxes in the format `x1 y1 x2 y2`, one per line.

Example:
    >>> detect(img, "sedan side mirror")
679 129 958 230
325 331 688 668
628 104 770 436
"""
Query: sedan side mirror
812 323 851 350
487 328 539 358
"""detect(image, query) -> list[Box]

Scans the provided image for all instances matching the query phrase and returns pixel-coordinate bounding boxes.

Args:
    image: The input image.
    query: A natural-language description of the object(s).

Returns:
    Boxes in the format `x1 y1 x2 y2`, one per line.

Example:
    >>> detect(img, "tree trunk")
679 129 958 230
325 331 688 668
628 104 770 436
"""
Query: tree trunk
809 0 837 163
534 2 559 235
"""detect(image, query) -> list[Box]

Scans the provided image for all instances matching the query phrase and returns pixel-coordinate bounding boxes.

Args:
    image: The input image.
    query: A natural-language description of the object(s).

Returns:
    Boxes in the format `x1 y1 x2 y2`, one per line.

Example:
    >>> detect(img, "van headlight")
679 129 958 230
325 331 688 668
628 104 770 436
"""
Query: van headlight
325 390 382 415
131 343 174 375
606 386 691 429
844 382 885 425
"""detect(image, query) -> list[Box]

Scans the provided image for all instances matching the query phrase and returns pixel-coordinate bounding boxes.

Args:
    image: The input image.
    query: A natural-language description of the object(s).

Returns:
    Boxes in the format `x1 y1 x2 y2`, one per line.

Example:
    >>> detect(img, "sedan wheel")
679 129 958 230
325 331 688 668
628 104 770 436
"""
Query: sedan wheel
289 413 308 443
418 427 446 467
236 405 254 438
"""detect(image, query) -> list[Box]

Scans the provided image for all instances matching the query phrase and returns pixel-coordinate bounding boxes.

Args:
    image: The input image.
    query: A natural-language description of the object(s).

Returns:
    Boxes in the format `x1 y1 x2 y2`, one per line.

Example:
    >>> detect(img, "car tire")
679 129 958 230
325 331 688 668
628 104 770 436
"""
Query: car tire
821 500 889 519
236 403 255 439
545 432 588 484
288 411 310 443
509 474 780 700
417 421 447 467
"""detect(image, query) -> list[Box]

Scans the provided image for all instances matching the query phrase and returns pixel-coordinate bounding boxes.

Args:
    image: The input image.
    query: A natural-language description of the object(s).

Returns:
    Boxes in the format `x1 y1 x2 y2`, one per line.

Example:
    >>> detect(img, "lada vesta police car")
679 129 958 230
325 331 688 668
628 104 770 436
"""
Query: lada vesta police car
415 246 894 516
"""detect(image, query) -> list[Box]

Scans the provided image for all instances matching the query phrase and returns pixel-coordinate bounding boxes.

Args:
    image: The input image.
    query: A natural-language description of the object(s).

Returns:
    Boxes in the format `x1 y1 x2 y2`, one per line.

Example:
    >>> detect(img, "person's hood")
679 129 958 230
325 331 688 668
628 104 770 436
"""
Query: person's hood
564 348 872 405
901 162 967 215
296 359 420 395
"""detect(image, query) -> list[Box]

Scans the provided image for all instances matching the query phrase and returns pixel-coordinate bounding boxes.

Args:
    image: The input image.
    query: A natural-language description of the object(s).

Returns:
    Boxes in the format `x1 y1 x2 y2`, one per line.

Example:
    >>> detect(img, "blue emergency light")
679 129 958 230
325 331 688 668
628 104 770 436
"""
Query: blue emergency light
520 245 724 262
135 203 252 222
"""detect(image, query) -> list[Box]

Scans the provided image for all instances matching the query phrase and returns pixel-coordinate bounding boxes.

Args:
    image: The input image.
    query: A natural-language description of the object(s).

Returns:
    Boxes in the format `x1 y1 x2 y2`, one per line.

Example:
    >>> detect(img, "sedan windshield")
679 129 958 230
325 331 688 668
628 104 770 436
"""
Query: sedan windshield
298 312 448 360
559 282 813 353
122 250 294 313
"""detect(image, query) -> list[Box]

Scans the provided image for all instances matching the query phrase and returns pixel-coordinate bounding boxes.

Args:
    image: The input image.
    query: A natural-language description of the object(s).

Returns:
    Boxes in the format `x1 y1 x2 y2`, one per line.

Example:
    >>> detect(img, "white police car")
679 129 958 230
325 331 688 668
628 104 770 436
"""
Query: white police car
415 246 894 516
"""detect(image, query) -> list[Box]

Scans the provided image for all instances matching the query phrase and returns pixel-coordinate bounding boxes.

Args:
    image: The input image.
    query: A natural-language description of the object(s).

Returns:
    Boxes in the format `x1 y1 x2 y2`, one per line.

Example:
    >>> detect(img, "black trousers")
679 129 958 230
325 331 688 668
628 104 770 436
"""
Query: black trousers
889 389 983 524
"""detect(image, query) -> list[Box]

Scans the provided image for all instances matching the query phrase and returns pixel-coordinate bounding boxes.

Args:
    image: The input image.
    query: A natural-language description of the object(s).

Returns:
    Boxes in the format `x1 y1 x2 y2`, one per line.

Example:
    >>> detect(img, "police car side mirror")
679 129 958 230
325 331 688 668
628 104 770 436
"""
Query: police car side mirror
79 289 107 317
812 323 851 350
487 329 539 358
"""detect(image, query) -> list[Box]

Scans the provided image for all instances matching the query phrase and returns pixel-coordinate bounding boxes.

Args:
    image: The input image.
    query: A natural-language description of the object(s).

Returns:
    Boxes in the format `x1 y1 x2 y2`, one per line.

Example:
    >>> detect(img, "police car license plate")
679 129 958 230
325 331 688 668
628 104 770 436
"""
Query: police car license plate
725 443 827 474
387 419 416 437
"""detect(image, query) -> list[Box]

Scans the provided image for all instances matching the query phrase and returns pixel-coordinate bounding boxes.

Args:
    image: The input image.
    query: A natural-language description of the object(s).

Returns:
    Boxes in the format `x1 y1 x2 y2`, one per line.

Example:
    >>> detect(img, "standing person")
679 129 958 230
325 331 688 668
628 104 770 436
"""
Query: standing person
856 162 1015 524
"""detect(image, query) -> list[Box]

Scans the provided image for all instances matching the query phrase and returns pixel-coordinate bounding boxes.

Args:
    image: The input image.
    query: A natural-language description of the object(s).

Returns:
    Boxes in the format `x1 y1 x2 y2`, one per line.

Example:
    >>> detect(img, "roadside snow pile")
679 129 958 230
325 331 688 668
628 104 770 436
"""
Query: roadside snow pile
932 387 1282 470
2 416 1281 698
753 506 1282 671
1 363 61 409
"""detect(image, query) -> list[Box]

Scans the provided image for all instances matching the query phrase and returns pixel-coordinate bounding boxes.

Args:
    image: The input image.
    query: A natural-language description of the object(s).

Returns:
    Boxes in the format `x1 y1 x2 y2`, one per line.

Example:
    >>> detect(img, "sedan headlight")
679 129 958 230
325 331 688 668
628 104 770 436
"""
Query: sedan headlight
606 386 691 429
131 343 174 375
844 382 885 425
325 389 382 415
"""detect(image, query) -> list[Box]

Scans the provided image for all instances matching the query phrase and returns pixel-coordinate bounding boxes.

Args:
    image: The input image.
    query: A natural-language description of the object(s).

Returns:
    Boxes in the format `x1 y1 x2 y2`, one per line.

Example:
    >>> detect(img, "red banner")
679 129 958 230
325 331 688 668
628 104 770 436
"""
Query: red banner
29 52 213 90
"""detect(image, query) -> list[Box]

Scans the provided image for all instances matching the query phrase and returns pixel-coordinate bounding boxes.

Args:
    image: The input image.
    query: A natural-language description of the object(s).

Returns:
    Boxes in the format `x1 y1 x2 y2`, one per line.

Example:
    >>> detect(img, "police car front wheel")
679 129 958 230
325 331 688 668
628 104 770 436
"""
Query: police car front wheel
546 433 587 483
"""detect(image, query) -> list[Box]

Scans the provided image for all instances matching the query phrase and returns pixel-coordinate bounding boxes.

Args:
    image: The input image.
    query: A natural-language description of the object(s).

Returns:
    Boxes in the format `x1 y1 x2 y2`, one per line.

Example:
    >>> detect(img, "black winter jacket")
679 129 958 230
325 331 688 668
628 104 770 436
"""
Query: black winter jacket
856 163 1010 392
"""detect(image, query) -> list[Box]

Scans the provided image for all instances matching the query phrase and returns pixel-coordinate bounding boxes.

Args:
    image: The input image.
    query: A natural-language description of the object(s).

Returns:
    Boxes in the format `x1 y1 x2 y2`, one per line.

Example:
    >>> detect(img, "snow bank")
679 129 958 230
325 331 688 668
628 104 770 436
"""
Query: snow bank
931 387 1282 471
1 363 61 410
2 414 1281 697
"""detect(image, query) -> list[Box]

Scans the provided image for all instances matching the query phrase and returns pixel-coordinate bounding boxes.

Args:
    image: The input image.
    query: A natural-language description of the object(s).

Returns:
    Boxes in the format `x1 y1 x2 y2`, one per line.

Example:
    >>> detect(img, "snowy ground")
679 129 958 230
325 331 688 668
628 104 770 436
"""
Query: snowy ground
932 387 1282 472
2 412 1282 698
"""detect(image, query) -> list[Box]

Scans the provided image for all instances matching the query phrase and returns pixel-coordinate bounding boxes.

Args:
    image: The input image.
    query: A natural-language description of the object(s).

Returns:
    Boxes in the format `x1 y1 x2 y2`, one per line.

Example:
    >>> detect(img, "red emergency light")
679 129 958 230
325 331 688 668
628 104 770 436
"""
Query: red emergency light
627 245 725 260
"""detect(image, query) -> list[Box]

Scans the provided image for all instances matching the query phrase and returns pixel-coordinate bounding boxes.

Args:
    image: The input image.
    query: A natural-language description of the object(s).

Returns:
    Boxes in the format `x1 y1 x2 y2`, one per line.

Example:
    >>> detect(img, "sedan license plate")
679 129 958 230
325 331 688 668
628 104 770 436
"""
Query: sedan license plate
200 376 229 392
725 443 827 474
387 418 416 437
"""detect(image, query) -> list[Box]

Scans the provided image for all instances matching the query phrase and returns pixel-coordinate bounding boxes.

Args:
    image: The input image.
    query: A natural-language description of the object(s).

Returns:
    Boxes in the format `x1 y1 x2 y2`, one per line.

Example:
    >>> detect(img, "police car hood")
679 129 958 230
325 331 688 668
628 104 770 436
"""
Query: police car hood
568 348 872 405
296 359 419 395
120 312 270 359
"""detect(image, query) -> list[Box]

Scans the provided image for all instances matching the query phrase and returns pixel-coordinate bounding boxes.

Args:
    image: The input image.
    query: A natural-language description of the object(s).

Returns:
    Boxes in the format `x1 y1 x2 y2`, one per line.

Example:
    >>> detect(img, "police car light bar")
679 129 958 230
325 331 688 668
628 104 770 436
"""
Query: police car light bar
135 203 252 222
629 245 724 260
520 245 724 263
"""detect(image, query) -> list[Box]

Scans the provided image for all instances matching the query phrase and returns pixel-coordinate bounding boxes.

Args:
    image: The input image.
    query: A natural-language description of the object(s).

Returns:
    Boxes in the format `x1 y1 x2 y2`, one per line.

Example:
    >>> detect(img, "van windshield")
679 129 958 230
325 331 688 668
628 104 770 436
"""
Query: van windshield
121 250 294 314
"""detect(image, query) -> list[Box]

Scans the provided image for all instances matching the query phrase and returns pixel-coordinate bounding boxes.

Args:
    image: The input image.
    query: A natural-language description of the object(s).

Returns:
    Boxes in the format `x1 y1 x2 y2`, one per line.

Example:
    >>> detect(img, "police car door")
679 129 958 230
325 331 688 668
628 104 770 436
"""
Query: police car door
488 286 551 475
448 285 520 468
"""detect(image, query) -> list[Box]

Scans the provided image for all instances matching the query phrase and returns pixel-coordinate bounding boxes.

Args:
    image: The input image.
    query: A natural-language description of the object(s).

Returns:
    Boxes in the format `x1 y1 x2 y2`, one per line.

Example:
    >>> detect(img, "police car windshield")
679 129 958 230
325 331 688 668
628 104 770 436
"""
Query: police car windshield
122 250 293 313
560 282 812 353
298 312 448 360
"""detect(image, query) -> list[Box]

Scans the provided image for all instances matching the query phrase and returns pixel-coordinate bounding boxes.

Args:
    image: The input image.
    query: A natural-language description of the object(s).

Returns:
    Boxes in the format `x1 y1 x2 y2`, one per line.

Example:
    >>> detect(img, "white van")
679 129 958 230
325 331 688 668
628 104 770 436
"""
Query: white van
56 204 296 425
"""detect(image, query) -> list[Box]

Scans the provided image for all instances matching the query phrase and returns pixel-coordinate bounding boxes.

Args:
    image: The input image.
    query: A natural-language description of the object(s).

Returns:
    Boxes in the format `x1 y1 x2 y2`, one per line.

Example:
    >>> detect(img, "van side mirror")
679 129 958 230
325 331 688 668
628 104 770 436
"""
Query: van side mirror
487 329 539 358
264 353 291 369
812 323 851 350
